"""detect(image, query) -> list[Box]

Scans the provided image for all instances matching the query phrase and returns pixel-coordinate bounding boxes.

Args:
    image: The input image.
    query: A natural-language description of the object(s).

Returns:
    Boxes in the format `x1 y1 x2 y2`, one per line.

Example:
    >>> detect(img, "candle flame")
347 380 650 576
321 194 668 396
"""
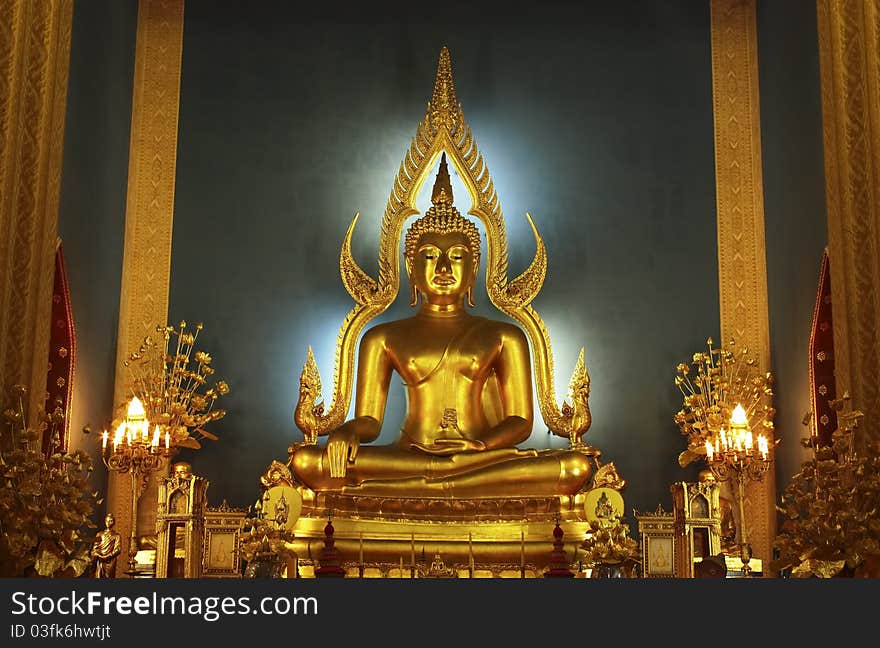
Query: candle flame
126 396 146 419
731 403 748 426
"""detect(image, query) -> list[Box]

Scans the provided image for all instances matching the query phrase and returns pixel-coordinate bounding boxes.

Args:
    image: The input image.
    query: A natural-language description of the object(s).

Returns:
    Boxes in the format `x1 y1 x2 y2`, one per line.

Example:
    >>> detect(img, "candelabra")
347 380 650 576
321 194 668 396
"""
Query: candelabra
100 397 171 577
704 404 772 576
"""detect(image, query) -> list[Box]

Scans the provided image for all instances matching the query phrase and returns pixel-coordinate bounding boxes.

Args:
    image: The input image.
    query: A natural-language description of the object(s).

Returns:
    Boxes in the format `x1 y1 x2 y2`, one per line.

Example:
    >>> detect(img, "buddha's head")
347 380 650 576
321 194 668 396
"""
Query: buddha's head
404 153 481 308
104 513 115 530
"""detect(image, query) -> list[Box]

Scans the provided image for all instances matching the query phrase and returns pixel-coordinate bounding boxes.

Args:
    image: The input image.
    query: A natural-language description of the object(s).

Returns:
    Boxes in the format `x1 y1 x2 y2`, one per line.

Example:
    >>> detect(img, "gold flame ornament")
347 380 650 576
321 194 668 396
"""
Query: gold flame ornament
123 321 229 450
295 47 592 446
673 338 775 467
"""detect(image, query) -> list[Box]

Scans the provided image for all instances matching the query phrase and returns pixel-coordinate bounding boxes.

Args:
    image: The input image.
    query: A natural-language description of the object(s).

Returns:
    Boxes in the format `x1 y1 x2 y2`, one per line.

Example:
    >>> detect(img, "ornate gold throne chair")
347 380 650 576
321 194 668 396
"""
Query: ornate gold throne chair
272 49 622 576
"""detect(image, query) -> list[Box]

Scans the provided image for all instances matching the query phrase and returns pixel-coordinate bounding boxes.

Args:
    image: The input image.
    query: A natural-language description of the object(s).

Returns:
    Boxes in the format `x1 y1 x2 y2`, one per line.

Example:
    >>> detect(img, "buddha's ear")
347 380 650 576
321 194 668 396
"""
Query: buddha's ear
404 256 413 277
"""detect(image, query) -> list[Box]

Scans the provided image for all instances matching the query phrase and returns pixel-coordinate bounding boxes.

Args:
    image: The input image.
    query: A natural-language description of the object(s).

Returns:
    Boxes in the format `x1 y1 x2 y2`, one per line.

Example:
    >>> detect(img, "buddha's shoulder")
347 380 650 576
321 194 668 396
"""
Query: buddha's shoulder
485 318 528 344
463 316 524 338
360 319 409 344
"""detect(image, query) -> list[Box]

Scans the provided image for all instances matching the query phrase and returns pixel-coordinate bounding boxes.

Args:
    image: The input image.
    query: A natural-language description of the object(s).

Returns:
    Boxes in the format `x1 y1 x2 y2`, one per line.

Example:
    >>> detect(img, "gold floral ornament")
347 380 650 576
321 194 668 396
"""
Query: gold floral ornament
580 513 640 577
238 492 297 577
0 385 100 577
122 321 229 450
773 395 880 578
673 337 775 467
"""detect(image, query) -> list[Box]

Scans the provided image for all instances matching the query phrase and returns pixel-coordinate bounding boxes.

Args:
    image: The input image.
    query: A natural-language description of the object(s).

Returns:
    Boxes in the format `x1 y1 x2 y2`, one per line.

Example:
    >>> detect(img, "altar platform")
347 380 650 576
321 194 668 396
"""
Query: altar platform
289 489 591 575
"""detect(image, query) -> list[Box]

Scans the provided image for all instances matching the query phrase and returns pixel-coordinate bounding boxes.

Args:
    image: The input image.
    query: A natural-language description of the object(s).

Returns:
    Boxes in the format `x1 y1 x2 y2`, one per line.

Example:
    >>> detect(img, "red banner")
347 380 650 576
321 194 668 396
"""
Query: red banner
44 241 75 452
809 249 836 447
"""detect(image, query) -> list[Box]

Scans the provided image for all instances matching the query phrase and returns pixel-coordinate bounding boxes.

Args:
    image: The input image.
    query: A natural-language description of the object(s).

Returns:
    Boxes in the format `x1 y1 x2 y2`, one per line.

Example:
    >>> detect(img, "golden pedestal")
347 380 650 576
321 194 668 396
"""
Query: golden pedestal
290 488 591 576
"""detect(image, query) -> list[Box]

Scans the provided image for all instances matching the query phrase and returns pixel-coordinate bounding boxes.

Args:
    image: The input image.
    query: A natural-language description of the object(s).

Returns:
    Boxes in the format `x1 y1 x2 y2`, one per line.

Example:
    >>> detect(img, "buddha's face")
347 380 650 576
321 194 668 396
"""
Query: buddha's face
105 514 115 529
173 462 192 480
407 231 477 307
698 470 716 485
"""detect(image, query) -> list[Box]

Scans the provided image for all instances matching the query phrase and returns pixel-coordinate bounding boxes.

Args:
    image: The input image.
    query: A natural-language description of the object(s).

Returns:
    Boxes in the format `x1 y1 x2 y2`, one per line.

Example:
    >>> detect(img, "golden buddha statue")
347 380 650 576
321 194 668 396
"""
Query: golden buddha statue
291 157 590 498
282 48 606 572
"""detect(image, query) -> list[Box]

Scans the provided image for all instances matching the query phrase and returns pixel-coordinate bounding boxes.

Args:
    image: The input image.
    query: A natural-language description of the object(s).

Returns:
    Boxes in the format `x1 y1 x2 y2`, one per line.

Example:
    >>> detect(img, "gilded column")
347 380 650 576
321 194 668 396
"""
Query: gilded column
107 0 185 570
710 0 776 570
816 0 880 450
0 0 73 419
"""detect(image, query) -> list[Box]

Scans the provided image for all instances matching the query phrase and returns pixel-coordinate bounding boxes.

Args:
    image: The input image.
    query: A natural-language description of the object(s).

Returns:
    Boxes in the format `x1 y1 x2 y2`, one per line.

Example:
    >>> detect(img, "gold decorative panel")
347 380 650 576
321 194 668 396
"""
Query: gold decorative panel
0 0 73 419
816 0 880 450
709 0 776 570
107 0 185 566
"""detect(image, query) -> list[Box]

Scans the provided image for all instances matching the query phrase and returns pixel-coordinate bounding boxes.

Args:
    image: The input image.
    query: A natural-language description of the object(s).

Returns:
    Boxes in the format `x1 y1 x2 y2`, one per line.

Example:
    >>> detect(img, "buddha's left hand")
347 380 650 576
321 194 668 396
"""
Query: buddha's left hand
411 438 486 455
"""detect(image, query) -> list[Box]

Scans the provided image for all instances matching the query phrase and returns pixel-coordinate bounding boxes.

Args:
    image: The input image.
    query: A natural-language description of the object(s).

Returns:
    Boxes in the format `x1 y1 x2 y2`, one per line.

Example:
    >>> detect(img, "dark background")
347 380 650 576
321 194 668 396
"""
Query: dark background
58 0 826 530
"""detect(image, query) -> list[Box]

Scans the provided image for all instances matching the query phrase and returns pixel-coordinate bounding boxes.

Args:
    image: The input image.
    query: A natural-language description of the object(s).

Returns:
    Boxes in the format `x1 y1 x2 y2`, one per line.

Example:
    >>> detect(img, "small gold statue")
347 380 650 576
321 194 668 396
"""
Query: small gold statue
169 462 194 514
698 469 737 553
172 461 193 480
291 157 590 498
91 513 122 578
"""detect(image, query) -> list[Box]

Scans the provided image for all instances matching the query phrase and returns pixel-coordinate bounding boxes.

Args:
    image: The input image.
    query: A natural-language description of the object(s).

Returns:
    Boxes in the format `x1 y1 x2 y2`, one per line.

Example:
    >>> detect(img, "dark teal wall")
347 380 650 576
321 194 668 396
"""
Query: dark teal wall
169 0 719 516
57 0 138 509
756 0 828 497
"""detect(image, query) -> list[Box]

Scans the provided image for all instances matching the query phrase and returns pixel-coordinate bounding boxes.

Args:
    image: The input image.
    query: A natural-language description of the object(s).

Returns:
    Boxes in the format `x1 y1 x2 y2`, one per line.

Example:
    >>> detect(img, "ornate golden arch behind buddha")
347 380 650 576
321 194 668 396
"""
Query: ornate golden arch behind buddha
293 47 593 452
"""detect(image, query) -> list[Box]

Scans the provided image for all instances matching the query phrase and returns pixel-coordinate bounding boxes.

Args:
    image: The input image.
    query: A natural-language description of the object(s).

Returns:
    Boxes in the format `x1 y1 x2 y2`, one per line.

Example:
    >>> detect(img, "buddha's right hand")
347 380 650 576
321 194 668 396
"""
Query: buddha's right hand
326 429 359 478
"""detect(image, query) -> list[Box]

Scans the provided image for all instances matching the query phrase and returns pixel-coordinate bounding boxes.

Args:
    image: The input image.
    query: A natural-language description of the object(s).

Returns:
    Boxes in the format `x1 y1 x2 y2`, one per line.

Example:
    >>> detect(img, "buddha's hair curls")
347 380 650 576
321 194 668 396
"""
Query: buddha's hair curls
404 206 481 261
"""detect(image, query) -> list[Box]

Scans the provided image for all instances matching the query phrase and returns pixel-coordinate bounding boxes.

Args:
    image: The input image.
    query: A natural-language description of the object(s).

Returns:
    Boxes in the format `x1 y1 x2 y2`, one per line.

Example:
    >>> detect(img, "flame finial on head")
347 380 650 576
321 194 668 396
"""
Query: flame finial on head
431 153 453 206
429 47 458 132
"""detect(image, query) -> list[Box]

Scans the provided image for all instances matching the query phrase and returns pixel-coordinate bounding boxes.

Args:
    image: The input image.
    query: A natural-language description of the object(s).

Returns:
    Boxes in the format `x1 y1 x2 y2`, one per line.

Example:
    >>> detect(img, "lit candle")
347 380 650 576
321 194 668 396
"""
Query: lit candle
127 396 146 419
720 427 727 451
102 429 108 453
142 420 149 442
731 403 749 427
705 439 714 461
164 429 170 450
745 430 753 451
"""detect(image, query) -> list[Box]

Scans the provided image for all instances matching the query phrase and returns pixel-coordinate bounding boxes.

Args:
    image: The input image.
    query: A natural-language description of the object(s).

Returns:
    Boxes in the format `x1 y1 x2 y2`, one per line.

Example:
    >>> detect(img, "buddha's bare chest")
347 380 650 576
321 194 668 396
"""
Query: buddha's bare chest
387 326 499 385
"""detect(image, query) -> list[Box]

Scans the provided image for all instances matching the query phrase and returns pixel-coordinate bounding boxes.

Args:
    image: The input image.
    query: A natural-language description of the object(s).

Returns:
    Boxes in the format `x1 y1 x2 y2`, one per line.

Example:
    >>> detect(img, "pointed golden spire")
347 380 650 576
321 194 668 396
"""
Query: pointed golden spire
431 153 454 205
429 46 458 132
